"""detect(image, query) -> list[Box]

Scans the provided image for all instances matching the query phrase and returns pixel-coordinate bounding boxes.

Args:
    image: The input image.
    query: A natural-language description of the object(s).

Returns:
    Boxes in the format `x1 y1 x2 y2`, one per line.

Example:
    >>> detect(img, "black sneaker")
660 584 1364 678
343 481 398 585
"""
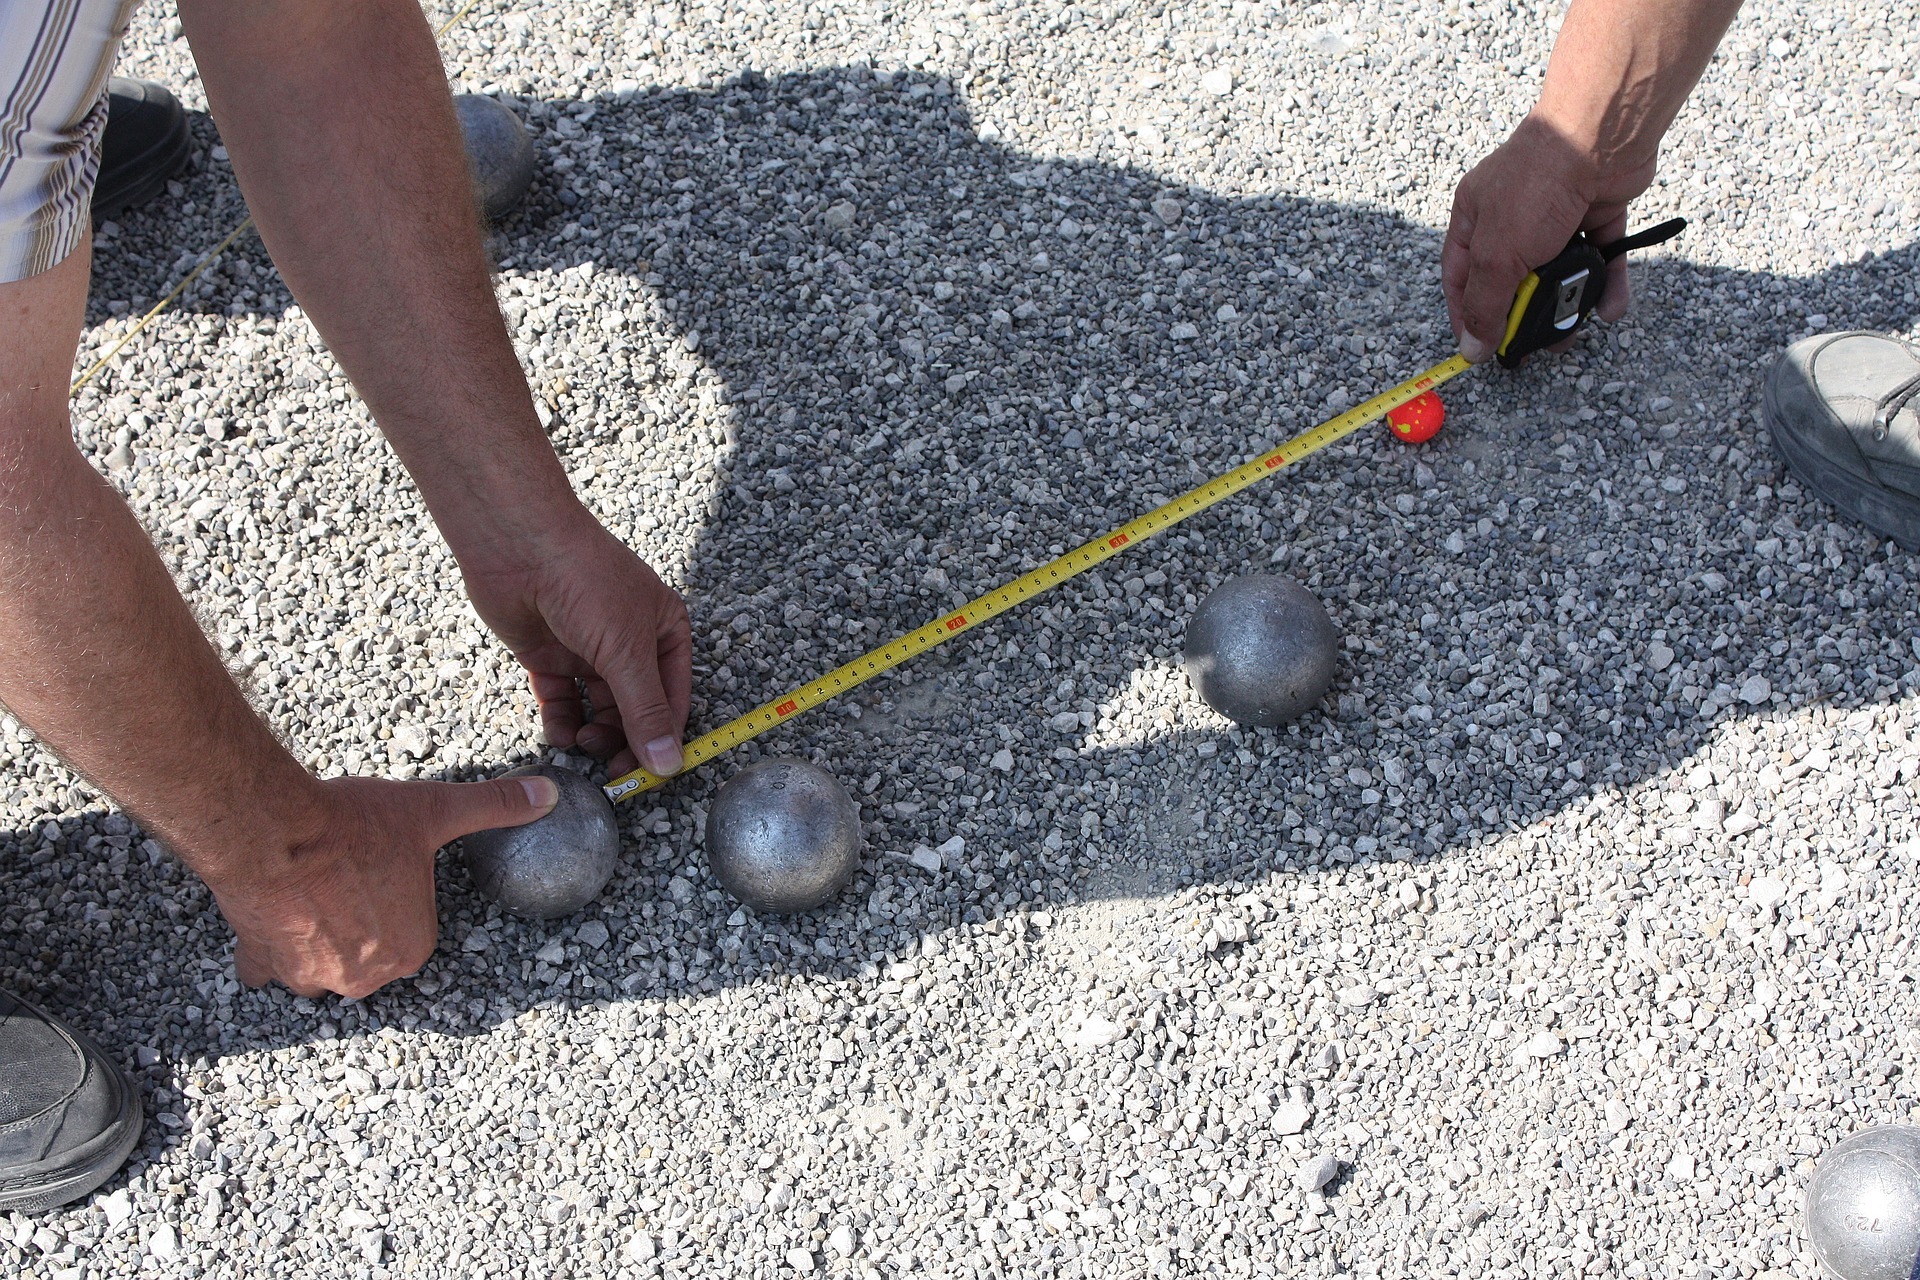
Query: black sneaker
0 989 143 1214
91 77 192 223
1766 331 1920 551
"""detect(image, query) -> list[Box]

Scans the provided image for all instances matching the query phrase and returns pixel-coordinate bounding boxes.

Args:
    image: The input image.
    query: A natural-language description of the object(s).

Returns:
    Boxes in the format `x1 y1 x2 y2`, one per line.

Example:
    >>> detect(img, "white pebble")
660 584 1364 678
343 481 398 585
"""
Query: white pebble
1296 1153 1339 1192
148 1224 179 1260
1522 1032 1565 1059
101 1190 133 1228
1748 876 1790 910
1062 1013 1127 1048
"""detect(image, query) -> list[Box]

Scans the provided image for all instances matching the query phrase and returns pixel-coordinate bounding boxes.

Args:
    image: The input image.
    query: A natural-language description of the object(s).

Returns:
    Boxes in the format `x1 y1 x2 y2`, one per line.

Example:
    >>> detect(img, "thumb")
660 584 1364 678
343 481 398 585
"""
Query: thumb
614 660 684 779
604 623 693 780
424 772 561 848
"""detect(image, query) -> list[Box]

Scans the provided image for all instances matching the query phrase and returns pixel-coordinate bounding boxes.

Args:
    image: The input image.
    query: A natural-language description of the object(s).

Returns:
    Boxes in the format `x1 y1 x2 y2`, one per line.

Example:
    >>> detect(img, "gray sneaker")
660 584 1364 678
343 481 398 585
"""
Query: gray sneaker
0 990 143 1214
1765 331 1920 550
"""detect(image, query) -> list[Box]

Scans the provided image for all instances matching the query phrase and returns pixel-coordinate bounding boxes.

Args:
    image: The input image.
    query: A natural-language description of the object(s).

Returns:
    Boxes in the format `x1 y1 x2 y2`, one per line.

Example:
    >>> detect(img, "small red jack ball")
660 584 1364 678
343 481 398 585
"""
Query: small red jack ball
1387 390 1445 444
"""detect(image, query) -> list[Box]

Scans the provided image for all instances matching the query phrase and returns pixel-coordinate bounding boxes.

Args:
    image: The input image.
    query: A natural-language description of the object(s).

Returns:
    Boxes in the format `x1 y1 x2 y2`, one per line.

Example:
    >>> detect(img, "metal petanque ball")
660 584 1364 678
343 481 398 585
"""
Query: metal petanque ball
464 764 620 919
707 759 861 914
1183 574 1340 727
452 93 535 222
1806 1126 1920 1280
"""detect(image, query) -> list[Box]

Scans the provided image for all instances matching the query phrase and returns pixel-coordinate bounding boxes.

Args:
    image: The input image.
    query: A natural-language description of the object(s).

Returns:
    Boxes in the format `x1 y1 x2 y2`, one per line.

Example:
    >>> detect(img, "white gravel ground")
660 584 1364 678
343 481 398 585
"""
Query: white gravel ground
6 0 1919 1276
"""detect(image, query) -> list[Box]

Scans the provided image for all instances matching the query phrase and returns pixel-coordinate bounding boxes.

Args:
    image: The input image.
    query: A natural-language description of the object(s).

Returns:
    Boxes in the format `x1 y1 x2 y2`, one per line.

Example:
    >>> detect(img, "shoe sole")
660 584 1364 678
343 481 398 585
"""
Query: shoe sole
0 1045 143 1214
91 121 192 224
1765 362 1920 552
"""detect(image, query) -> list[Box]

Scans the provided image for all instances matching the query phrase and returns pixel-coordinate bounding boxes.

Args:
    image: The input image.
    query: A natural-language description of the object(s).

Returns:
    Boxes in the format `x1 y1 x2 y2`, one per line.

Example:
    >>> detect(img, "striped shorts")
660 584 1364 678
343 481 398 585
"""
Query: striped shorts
0 0 141 282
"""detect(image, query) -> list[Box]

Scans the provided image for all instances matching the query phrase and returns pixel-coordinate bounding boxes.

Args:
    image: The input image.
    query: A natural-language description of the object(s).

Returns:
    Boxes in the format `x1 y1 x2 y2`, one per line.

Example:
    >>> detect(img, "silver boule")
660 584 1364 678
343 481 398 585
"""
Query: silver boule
452 93 535 222
1183 574 1339 727
707 759 860 914
1807 1126 1920 1280
464 764 620 919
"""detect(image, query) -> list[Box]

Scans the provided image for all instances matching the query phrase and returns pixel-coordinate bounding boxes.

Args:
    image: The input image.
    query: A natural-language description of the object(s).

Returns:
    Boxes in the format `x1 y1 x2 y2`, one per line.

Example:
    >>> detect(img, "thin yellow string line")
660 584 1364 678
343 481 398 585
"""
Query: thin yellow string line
70 216 254 394
69 0 491 397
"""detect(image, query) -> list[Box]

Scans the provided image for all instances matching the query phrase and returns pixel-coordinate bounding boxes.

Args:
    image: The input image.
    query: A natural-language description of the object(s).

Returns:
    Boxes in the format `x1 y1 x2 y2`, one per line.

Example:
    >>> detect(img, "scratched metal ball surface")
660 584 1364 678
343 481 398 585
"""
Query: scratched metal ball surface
707 760 861 914
464 765 620 919
1806 1126 1920 1280
1183 574 1339 728
452 93 535 222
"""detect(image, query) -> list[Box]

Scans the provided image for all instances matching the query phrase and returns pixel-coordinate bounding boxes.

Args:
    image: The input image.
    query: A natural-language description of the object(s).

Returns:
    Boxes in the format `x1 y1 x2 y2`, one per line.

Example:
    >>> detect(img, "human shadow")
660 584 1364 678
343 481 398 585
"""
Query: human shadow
566 68 1918 932
27 66 1920 1071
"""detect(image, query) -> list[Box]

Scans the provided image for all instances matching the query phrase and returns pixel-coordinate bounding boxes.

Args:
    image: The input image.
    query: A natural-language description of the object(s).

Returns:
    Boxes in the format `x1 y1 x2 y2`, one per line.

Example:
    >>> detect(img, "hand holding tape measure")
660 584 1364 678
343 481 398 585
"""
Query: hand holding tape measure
604 218 1687 801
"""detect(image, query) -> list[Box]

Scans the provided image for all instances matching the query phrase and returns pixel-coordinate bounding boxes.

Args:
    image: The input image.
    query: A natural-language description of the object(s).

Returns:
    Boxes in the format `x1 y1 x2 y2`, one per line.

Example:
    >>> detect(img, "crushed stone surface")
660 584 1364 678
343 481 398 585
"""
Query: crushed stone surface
5 1 1919 1276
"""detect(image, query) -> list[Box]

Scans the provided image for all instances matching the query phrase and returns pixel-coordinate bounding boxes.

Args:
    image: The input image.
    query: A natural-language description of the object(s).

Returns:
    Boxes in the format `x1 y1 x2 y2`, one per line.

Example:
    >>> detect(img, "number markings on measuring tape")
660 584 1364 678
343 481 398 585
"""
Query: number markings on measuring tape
603 353 1472 801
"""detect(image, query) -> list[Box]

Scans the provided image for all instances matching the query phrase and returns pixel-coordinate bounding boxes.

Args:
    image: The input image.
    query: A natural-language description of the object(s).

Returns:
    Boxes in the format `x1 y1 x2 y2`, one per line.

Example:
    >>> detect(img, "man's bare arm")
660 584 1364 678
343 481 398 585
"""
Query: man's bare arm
0 246 559 998
177 0 692 779
1444 0 1744 360
0 246 323 875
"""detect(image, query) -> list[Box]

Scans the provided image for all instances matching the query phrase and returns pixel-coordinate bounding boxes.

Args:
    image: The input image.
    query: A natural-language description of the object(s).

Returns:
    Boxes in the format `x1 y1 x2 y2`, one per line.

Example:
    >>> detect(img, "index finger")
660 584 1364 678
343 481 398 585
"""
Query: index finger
527 669 589 749
1441 189 1478 342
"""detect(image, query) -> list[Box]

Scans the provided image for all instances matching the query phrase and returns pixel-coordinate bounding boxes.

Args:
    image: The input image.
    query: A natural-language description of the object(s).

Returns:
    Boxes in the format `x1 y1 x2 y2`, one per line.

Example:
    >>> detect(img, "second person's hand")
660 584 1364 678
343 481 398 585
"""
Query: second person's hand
1442 115 1647 364
460 501 694 780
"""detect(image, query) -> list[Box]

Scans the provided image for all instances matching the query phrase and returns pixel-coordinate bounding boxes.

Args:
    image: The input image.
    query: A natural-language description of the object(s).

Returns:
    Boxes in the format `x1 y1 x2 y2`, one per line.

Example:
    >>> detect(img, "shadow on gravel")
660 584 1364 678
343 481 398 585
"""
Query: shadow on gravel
21 67 1920 1071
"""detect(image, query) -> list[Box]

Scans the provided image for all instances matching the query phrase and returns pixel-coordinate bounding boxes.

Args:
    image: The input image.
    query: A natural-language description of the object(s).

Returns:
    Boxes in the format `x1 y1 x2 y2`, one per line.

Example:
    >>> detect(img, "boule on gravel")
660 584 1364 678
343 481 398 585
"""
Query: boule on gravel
1806 1126 1920 1280
1183 573 1339 727
463 764 620 919
453 92 535 222
706 759 860 914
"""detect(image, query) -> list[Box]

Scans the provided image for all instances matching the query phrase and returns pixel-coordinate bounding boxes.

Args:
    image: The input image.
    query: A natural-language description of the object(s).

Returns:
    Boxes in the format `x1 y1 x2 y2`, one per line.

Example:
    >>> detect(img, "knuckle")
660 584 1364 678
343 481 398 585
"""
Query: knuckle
1466 240 1523 277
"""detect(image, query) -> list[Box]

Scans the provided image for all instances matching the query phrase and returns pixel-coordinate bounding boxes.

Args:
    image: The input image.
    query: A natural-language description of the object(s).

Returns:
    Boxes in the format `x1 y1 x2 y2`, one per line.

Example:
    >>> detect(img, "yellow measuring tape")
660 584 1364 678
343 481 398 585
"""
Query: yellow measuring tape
605 352 1472 800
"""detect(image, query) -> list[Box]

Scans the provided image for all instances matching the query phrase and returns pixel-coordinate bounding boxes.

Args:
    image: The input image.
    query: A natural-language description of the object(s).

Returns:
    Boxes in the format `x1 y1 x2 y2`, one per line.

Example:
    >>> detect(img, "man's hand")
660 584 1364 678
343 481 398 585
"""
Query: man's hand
217 772 559 998
461 503 693 780
1441 0 1744 362
1443 116 1644 362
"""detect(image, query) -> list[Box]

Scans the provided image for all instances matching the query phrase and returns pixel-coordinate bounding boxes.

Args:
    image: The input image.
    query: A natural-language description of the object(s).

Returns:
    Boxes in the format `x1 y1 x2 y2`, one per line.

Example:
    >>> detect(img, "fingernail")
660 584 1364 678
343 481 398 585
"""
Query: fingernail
520 776 559 811
1459 332 1491 364
642 736 684 777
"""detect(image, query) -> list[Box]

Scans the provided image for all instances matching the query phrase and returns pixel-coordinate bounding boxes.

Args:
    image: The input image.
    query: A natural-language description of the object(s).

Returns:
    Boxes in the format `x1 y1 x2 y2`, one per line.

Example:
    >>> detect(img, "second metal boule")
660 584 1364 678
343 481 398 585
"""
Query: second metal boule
706 759 861 914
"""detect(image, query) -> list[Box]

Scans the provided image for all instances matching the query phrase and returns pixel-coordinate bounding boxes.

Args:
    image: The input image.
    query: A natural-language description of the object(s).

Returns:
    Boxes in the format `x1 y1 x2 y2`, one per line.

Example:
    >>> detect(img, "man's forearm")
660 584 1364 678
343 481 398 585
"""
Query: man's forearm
1531 0 1744 176
176 0 575 562
0 248 325 884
